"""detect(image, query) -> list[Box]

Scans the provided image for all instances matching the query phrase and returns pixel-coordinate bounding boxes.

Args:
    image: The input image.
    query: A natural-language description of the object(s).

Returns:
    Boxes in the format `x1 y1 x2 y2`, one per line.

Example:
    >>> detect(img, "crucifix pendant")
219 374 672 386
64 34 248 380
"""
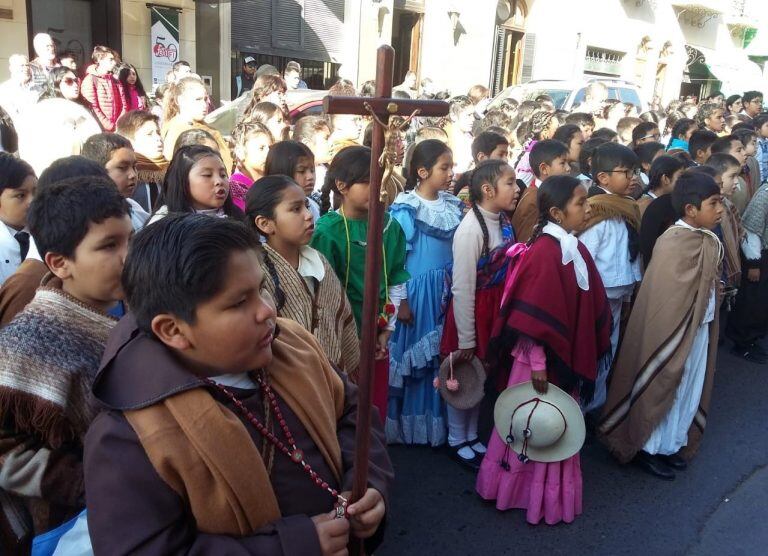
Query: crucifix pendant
334 495 348 519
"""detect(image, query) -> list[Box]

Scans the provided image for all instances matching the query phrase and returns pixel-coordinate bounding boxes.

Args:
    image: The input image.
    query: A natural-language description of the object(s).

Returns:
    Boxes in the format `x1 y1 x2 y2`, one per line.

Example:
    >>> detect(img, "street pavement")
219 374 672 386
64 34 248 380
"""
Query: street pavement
379 347 768 556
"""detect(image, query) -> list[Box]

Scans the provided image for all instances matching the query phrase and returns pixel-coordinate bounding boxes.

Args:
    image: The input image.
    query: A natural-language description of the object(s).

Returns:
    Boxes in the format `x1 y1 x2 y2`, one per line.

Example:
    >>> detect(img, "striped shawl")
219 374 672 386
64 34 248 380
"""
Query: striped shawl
261 245 360 379
598 225 723 463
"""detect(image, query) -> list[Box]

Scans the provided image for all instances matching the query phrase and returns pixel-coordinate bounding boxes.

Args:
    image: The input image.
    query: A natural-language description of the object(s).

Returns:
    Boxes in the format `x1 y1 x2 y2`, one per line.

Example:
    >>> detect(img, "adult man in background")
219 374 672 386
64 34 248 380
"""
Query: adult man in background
231 55 256 98
29 33 59 89
0 55 43 123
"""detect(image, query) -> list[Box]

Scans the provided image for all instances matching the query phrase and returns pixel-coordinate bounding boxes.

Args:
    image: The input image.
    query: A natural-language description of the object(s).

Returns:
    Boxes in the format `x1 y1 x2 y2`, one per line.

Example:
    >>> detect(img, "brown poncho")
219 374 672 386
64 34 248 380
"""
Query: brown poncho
598 224 723 462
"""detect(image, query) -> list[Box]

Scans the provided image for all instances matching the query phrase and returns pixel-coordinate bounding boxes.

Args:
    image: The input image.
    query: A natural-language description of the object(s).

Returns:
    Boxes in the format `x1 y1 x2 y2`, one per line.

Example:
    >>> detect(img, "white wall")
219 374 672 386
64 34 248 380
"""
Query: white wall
419 0 497 95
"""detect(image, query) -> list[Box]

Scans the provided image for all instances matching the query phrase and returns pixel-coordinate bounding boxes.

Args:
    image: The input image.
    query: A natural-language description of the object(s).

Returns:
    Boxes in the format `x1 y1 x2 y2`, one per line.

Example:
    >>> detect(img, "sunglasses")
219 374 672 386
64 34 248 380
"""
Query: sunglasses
62 77 79 85
245 62 257 67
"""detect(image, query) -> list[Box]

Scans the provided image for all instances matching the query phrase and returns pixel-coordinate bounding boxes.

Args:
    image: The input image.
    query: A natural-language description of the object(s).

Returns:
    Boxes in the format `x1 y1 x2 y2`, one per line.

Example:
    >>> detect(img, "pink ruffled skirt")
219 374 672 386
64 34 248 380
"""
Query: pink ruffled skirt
475 341 582 525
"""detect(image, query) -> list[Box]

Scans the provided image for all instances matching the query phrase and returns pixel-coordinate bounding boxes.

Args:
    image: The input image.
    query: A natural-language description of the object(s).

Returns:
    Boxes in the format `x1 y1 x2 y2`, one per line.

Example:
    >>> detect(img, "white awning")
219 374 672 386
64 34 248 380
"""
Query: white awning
745 31 768 58
694 46 765 95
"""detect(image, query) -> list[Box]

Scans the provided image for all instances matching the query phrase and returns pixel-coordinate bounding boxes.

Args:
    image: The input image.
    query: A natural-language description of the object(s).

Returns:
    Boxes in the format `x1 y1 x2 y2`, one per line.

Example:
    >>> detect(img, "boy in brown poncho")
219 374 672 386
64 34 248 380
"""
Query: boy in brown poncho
599 171 724 480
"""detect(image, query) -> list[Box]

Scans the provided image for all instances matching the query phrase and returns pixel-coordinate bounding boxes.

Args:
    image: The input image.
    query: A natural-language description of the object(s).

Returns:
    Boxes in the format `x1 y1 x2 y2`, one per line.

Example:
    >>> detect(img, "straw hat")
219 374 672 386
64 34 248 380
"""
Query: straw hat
493 381 585 463
435 353 486 410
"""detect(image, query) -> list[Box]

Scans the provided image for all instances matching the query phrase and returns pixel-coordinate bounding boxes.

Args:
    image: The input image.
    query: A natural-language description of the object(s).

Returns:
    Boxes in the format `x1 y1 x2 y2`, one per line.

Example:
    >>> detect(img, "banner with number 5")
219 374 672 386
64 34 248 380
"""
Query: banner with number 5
150 5 180 89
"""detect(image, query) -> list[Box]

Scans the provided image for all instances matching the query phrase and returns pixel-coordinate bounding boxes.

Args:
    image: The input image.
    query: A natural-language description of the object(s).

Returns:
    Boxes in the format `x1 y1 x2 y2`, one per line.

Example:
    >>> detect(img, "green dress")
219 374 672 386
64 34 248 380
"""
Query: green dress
311 211 410 331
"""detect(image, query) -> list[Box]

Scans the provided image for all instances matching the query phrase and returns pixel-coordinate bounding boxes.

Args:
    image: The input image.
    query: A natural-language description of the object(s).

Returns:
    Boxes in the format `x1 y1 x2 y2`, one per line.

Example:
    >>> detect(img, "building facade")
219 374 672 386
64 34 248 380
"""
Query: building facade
0 0 765 108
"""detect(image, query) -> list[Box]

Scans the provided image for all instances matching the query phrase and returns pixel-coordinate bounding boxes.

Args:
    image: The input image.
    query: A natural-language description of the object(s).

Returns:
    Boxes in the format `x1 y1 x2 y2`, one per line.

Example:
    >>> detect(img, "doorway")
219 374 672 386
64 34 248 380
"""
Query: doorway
392 9 423 87
490 27 524 95
26 0 122 70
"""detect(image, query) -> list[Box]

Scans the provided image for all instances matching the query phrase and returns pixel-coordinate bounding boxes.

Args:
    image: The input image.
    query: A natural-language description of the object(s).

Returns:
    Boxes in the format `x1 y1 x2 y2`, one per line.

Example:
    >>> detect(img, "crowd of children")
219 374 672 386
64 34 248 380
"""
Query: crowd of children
0 39 765 553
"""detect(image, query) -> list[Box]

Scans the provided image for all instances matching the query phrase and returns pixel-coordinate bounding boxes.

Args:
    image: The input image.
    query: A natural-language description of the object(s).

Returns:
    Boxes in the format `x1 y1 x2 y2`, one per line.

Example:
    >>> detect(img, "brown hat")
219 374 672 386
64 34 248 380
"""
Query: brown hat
436 352 485 410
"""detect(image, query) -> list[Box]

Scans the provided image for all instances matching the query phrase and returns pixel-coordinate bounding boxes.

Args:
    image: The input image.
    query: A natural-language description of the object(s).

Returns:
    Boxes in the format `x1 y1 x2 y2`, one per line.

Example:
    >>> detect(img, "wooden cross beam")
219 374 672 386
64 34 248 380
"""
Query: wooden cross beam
324 45 449 549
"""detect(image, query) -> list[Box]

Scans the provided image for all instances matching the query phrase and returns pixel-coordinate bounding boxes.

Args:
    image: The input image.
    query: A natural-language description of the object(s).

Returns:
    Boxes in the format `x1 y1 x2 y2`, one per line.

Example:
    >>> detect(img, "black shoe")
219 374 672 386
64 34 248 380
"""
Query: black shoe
466 437 487 455
633 451 675 480
731 346 768 364
658 453 688 470
448 443 481 471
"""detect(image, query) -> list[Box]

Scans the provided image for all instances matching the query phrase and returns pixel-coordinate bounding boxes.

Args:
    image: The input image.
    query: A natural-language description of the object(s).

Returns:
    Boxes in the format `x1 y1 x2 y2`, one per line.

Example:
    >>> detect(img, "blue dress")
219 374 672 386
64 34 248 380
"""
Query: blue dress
387 190 464 446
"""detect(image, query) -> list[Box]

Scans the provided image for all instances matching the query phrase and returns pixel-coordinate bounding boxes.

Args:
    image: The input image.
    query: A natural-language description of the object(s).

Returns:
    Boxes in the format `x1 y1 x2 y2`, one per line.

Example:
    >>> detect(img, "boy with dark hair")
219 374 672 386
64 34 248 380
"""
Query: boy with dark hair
580 143 642 412
601 170 723 479
631 121 661 147
84 213 392 554
711 134 749 212
0 177 131 551
726 173 768 363
592 127 619 142
705 154 743 291
565 112 595 139
577 136 608 190
471 131 509 163
754 113 768 184
0 154 36 286
511 139 569 242
116 110 167 212
81 132 147 229
733 128 761 201
741 90 763 121
688 129 718 165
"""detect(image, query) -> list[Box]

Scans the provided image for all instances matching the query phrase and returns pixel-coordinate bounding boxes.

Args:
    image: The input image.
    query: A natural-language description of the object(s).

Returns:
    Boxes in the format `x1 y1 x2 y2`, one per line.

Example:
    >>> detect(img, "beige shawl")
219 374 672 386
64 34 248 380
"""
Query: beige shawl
599 225 723 463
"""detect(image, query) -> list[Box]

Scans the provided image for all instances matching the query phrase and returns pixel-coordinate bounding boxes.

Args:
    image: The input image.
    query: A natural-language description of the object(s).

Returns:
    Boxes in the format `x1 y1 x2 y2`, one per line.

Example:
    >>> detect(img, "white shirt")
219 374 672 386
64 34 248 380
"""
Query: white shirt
0 221 25 285
127 198 150 231
297 245 325 295
579 203 642 293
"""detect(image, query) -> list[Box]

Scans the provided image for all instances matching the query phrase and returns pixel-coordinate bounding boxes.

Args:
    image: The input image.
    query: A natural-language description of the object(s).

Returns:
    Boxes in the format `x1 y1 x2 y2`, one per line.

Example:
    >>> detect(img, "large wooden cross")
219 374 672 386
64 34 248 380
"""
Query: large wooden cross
324 45 449 537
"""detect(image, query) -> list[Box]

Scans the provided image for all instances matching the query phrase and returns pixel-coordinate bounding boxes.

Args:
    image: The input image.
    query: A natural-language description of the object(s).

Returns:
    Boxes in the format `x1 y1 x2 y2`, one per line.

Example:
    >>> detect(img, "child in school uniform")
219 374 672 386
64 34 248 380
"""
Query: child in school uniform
512 139 570 243
440 160 520 469
311 146 410 421
264 140 322 222
705 154 744 292
710 135 748 213
579 143 643 413
637 155 684 217
0 178 131 553
84 214 392 554
688 130 718 166
726 170 768 363
388 140 463 447
116 110 168 213
452 131 510 203
600 171 724 479
81 132 148 231
0 154 36 286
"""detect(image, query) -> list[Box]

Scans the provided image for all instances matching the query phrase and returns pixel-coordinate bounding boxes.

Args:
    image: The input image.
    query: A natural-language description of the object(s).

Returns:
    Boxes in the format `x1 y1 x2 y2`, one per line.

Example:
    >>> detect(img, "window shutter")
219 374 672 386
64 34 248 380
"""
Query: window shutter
271 0 304 50
521 33 536 83
231 0 272 51
303 0 345 61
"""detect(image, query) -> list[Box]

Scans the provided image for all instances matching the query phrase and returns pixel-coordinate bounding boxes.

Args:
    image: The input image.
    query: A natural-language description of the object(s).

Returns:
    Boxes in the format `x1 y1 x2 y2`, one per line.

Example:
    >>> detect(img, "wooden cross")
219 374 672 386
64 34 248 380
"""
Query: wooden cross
324 45 449 546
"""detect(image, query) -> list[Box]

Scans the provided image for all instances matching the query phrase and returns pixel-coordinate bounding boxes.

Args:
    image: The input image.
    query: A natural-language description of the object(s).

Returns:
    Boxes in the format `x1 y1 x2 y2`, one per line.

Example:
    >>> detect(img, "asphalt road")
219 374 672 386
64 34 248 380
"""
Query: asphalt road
378 346 768 556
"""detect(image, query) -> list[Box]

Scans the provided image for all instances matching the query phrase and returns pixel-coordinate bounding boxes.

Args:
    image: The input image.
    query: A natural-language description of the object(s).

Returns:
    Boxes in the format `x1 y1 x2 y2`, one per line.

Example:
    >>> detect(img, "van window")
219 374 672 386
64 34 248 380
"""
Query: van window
525 89 570 109
619 88 642 109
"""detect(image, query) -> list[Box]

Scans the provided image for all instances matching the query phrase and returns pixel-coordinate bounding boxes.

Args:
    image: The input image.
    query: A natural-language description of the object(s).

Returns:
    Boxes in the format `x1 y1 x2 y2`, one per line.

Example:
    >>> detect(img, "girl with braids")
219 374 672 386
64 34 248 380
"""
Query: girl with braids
229 120 274 210
387 139 463 447
514 110 560 187
149 145 243 224
311 146 409 420
440 159 520 470
245 175 360 376
161 77 233 171
265 140 321 222
476 175 611 525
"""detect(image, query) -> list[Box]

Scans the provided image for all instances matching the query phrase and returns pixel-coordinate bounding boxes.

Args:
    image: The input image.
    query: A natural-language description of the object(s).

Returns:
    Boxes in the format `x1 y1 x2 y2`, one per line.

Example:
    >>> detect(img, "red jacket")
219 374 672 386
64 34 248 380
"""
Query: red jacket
81 65 126 131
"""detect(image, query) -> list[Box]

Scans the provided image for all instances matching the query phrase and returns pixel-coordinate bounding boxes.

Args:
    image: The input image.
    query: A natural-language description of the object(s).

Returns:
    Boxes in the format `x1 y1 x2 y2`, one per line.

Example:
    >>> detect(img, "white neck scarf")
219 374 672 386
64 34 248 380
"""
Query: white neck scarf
543 222 590 291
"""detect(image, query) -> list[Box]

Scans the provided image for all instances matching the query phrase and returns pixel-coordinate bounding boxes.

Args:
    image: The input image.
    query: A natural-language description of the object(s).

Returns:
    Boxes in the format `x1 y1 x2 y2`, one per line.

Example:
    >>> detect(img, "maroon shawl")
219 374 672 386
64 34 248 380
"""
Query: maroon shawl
488 235 612 404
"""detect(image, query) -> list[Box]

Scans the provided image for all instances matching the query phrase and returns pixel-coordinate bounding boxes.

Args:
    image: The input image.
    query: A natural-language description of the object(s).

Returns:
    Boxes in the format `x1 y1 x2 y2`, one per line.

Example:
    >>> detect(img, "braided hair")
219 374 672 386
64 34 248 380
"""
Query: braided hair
320 146 371 214
466 159 512 256
527 175 582 246
244 174 304 312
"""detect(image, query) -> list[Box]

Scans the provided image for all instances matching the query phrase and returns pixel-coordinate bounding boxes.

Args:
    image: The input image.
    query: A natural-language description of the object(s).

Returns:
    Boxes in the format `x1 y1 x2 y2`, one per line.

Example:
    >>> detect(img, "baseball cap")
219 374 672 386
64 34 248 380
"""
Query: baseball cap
244 56 256 65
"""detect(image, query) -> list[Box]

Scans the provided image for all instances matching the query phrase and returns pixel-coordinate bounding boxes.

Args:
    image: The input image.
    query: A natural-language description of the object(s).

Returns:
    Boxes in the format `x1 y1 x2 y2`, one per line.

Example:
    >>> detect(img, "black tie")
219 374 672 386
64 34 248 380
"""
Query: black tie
14 231 29 260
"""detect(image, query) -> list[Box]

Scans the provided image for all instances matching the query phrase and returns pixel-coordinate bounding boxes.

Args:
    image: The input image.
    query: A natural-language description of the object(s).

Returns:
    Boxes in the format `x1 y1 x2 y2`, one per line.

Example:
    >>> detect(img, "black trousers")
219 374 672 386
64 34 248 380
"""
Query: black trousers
726 252 768 348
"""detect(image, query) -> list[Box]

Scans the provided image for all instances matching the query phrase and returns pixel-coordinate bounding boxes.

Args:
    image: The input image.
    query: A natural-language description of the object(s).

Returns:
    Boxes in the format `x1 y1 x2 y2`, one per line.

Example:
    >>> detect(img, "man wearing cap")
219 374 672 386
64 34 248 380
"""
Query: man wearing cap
231 56 257 98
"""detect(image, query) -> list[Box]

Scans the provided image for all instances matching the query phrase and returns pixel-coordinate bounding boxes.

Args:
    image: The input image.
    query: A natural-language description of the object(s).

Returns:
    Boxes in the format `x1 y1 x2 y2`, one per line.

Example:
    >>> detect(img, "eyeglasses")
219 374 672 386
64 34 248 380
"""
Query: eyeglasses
639 134 661 141
605 169 642 179
750 99 763 104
